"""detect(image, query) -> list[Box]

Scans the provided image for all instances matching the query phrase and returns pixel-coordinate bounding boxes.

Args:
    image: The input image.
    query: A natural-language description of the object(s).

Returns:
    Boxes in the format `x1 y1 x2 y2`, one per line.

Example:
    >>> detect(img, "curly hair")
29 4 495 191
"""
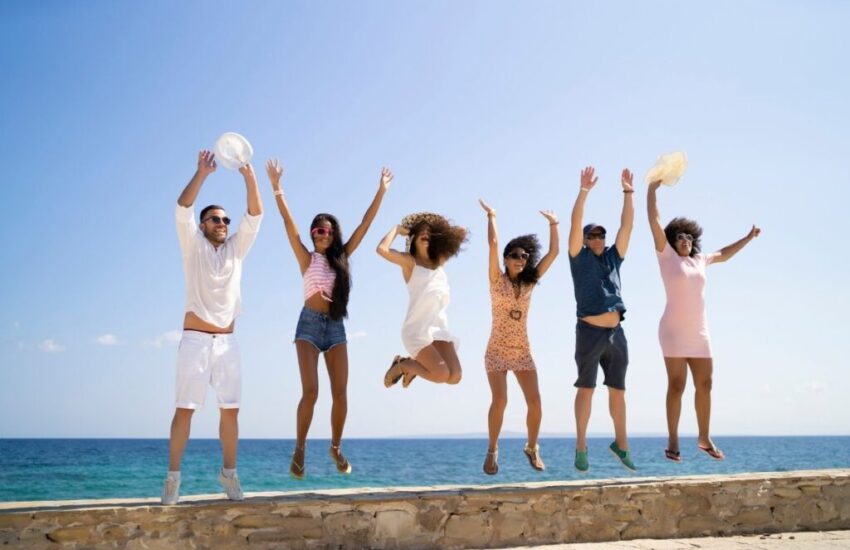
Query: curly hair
664 217 702 257
503 234 541 285
407 218 469 262
310 214 351 320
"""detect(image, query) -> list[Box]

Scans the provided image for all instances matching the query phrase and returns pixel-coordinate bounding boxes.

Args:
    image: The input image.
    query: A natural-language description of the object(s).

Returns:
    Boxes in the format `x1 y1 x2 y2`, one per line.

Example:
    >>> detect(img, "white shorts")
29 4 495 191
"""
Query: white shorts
175 331 241 409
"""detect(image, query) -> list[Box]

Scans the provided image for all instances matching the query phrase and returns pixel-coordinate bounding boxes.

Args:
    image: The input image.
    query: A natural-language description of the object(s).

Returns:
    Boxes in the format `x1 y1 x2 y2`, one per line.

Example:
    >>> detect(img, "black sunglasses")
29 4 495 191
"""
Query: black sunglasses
506 251 530 260
676 232 693 242
202 215 231 226
586 232 606 240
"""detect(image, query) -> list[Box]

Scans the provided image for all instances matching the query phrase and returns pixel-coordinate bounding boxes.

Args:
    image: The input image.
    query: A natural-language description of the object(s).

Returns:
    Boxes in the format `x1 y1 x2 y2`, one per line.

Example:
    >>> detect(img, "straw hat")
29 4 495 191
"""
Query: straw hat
213 132 254 170
644 151 688 186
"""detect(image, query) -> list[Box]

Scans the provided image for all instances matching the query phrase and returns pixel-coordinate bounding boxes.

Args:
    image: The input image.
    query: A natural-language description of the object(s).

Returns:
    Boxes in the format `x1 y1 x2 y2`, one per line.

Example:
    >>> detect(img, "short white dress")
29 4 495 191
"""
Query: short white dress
401 265 460 357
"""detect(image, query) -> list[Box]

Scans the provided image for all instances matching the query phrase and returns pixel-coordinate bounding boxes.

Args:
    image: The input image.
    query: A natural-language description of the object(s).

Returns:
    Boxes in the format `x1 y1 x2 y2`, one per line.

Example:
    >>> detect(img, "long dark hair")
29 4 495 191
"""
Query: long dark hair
408 219 468 262
664 217 702 257
311 214 351 320
503 234 541 285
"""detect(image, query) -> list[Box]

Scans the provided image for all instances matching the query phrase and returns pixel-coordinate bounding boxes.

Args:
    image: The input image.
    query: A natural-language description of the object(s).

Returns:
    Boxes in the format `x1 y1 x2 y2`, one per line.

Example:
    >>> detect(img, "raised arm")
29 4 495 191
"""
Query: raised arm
614 168 635 258
266 158 311 272
177 150 217 207
479 199 501 282
535 210 560 279
569 166 597 257
646 181 667 252
712 225 761 264
376 224 416 278
344 167 393 256
238 163 263 216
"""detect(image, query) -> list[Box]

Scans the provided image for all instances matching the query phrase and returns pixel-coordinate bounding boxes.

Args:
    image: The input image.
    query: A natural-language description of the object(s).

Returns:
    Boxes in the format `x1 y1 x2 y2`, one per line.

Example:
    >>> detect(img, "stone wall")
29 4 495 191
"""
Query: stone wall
1 469 848 549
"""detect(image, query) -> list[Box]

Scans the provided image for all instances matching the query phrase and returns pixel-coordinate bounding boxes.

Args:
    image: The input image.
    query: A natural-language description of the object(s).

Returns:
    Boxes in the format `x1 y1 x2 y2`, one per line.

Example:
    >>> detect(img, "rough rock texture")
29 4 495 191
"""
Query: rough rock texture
1 469 847 549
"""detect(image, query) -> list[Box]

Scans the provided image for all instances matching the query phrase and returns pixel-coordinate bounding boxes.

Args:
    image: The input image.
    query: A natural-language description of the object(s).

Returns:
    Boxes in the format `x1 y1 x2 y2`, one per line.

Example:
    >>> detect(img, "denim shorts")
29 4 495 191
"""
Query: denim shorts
574 320 629 390
294 307 347 352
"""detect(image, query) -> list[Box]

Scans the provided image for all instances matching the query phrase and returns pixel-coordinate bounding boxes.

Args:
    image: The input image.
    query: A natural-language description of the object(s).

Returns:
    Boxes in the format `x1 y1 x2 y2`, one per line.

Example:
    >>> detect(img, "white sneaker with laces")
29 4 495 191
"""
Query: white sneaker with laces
161 477 180 505
218 471 244 501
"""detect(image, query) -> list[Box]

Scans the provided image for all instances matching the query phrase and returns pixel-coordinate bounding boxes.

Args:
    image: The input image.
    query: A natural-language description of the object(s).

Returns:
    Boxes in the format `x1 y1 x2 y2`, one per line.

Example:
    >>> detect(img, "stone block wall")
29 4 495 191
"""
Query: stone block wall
1 469 848 549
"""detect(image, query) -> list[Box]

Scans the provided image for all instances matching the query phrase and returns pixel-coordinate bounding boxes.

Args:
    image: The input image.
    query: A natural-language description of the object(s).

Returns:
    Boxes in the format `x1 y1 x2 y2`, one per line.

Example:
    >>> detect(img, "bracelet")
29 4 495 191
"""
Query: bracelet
487 213 496 218
550 222 559 226
623 190 634 194
580 187 590 193
273 189 284 197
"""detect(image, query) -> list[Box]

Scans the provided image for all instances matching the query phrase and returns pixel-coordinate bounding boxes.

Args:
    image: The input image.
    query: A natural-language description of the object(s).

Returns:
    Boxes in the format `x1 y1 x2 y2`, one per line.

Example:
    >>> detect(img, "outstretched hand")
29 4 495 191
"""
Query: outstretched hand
379 167 394 190
266 158 284 187
748 225 762 239
197 150 217 176
397 224 410 236
621 169 634 192
479 199 495 216
580 166 598 191
238 163 255 179
540 210 558 224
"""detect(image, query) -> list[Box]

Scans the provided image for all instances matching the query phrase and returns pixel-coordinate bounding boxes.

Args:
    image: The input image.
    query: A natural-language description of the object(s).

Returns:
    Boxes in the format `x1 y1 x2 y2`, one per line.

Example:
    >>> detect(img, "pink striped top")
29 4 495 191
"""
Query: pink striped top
304 252 336 302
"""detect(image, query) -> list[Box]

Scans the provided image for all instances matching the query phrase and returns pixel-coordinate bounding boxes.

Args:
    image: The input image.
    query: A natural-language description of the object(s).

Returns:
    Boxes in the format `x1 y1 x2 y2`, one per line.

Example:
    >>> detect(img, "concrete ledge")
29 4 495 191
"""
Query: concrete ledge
1 469 848 549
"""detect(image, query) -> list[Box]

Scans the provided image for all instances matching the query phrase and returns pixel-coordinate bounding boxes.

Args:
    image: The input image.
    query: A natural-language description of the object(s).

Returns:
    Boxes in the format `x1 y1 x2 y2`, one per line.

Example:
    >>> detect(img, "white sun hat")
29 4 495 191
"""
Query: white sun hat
213 132 254 170
645 151 688 186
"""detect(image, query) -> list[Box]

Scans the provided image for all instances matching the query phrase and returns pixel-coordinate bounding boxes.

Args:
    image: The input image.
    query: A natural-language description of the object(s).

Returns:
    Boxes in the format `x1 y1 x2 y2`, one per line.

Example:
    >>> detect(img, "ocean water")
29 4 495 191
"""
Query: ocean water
1 437 847 502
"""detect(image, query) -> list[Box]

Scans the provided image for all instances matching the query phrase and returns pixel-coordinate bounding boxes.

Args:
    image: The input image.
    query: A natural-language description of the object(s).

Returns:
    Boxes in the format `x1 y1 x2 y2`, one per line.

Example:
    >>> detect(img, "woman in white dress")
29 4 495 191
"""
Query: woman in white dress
377 212 469 387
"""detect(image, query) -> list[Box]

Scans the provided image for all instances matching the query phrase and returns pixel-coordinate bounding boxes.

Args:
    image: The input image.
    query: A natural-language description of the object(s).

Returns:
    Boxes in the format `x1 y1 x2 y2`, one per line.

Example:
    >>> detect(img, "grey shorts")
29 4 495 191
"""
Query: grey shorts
574 320 628 390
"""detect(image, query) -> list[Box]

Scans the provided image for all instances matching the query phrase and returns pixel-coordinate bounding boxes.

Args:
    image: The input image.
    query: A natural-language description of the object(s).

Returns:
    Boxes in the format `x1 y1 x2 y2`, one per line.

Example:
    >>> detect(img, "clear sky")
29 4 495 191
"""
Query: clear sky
1 1 848 439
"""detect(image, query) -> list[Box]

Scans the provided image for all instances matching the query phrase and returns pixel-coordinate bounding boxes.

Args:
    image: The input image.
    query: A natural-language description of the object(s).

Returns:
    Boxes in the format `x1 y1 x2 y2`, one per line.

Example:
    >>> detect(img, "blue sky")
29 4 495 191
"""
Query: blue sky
1 1 848 439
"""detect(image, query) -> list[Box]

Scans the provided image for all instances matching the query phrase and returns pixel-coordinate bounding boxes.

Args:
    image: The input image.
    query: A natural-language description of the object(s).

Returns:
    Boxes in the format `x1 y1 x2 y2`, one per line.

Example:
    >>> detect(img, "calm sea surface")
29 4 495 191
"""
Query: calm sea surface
1 437 847 502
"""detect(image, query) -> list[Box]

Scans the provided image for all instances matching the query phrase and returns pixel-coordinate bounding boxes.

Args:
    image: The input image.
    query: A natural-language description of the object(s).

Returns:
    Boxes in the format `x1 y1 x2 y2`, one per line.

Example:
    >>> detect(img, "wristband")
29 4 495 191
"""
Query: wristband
623 190 634 194
273 189 284 197
580 187 590 193
550 222 559 226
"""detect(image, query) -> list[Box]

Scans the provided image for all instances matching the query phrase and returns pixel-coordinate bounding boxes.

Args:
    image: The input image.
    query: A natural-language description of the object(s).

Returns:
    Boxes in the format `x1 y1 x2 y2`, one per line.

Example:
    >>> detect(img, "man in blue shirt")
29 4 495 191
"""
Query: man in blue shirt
568 165 636 473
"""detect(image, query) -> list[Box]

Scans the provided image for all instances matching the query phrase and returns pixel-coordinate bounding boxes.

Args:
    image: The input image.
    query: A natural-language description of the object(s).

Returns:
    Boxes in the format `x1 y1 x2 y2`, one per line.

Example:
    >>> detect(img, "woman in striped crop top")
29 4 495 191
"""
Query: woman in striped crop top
478 199 559 476
377 211 469 390
266 159 394 480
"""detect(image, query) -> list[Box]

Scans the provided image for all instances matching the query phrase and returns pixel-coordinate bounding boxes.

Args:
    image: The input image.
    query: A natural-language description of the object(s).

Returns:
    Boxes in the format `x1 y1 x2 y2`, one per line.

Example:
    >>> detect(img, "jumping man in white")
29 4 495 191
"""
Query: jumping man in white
162 150 263 505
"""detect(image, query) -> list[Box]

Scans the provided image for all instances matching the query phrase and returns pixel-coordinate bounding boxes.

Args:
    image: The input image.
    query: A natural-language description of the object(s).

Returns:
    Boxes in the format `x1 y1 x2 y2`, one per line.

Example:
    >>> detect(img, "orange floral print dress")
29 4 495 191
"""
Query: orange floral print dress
484 274 536 373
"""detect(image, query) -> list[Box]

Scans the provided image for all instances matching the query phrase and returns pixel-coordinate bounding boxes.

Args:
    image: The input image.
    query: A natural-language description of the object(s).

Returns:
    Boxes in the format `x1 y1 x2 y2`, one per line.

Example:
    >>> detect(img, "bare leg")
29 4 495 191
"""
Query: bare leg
395 345 451 384
168 408 194 471
295 340 321 447
574 387 594 451
432 340 462 384
664 357 689 452
219 408 239 469
608 387 628 450
324 344 349 446
486 371 508 452
514 370 542 448
688 357 714 448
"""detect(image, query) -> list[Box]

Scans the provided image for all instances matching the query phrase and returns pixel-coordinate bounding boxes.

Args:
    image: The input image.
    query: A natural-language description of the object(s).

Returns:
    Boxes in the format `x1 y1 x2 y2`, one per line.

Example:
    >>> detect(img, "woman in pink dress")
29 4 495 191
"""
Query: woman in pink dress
647 181 761 462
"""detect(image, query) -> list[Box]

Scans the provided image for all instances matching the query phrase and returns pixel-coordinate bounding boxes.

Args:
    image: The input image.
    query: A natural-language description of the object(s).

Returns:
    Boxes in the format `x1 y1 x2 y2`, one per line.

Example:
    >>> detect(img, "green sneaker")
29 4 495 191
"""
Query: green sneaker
609 441 636 472
574 449 589 473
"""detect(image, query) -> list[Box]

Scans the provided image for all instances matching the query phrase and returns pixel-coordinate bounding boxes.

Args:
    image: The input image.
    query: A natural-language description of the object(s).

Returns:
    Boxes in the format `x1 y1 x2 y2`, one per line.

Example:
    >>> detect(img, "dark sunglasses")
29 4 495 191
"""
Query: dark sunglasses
202 215 231 226
676 232 694 242
506 251 530 260
586 233 606 240
311 227 334 237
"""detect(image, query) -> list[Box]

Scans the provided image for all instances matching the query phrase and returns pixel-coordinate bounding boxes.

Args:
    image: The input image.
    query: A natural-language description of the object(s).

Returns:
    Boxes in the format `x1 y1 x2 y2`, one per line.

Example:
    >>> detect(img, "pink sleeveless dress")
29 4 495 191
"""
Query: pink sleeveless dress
657 243 719 358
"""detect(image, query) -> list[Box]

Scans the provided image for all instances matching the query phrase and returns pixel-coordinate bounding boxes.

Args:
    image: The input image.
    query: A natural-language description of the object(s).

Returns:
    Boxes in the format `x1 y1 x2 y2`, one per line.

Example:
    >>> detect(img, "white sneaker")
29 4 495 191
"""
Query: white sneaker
218 471 244 501
161 477 180 505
